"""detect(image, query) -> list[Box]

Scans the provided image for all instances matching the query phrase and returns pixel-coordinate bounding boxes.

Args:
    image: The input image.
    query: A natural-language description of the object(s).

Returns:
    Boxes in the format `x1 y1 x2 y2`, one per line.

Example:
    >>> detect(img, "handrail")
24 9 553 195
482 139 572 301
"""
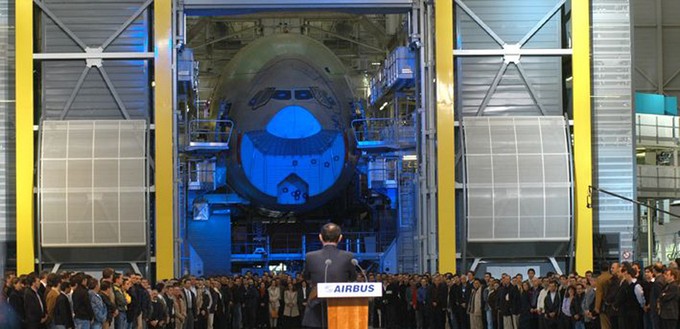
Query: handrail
188 119 234 144
351 118 415 146
231 231 396 256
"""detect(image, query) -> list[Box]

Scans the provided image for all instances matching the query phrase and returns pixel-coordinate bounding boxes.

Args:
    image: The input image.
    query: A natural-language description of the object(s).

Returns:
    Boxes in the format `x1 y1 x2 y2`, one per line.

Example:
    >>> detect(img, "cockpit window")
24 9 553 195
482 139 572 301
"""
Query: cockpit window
249 88 335 109
310 87 335 109
294 89 312 100
272 90 292 100
248 87 276 110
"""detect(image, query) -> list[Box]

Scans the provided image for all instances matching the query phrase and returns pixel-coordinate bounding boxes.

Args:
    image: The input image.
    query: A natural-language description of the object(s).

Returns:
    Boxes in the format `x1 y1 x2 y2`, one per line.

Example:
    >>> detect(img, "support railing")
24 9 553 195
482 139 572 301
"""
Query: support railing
186 119 234 150
351 118 415 149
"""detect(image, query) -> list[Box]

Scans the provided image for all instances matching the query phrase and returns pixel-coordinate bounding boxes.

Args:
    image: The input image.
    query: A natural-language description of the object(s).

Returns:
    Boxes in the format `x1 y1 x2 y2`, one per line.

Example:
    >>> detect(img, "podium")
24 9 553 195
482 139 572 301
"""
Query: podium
317 282 383 329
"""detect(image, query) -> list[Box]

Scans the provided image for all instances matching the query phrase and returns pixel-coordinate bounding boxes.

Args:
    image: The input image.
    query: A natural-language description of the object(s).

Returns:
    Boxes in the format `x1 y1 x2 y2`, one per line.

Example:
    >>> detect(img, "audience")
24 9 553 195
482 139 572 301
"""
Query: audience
4 261 680 329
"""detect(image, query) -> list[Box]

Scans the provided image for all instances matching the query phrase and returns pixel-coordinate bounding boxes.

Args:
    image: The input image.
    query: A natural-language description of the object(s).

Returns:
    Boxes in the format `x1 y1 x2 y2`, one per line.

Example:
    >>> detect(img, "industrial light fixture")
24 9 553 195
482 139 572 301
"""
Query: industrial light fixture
402 155 417 161
379 102 388 111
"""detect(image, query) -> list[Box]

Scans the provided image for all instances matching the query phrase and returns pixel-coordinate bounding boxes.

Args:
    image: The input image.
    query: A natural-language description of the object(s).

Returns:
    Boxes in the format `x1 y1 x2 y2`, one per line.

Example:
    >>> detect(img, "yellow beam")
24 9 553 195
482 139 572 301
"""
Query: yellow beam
435 0 456 273
154 0 174 280
16 0 35 274
572 0 593 274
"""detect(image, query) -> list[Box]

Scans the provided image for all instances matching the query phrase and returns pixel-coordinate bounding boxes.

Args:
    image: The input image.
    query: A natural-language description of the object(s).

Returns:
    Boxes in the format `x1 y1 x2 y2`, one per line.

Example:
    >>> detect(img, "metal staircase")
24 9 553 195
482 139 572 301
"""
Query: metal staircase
398 171 418 273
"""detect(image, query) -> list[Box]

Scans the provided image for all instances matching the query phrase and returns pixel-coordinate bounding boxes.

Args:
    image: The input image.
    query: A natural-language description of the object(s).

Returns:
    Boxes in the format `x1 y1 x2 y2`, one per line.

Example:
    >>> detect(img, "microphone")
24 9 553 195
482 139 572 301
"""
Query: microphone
324 259 332 283
351 259 367 281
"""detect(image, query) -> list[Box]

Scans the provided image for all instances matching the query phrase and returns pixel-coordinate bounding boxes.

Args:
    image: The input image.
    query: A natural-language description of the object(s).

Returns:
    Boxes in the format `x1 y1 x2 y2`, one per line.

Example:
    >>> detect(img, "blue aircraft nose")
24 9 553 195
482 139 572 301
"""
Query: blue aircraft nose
266 105 322 139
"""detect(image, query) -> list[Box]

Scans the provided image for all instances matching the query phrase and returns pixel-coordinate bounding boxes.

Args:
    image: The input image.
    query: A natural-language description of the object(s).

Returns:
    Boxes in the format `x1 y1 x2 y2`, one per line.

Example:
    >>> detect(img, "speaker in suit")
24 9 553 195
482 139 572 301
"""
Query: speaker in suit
301 223 358 328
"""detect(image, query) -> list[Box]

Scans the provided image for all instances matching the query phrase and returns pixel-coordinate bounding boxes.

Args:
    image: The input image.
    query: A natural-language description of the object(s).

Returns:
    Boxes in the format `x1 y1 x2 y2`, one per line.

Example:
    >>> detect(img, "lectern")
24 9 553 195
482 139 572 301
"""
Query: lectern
317 282 383 329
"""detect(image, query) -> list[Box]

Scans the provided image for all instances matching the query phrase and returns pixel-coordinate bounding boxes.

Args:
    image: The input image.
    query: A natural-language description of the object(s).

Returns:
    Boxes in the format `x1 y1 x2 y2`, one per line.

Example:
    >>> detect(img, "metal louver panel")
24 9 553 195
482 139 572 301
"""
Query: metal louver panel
41 0 150 120
39 120 147 247
455 0 564 116
633 0 680 100
0 0 16 243
464 116 572 242
592 0 636 257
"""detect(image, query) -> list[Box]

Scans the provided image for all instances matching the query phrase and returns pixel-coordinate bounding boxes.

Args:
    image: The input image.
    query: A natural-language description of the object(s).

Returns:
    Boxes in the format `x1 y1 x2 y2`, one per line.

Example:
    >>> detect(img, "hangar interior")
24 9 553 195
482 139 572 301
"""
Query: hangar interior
0 0 679 279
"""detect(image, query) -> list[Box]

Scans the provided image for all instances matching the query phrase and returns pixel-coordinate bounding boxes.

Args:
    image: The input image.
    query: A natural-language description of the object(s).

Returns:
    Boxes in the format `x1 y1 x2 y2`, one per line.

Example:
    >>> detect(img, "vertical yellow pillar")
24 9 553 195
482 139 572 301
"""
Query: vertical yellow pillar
16 0 35 275
154 0 175 280
572 0 594 274
435 0 456 273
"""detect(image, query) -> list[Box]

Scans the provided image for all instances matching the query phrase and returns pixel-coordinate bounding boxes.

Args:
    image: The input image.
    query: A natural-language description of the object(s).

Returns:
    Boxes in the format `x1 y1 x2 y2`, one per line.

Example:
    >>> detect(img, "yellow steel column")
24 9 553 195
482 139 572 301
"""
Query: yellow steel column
16 0 35 274
435 0 456 273
154 0 174 280
572 0 593 274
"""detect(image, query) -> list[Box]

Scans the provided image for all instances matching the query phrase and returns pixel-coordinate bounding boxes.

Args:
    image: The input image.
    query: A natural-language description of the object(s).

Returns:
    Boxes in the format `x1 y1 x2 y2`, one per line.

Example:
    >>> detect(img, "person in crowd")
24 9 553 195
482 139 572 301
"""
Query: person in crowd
113 274 130 329
53 281 74 329
560 285 575 329
650 263 666 329
456 274 470 329
210 280 226 329
582 278 597 329
499 275 520 329
8 276 26 327
231 277 245 329
594 262 613 329
297 279 310 322
88 278 108 329
242 279 258 329
72 274 94 329
543 281 561 329
384 276 401 329
468 278 484 329
518 280 532 329
24 272 48 329
659 268 679 329
417 277 429 329
99 281 117 329
282 282 299 328
485 279 499 329
173 284 187 329
182 278 196 329
38 271 49 299
195 279 210 329
148 289 168 329
19 260 680 329
571 284 585 329
267 279 281 329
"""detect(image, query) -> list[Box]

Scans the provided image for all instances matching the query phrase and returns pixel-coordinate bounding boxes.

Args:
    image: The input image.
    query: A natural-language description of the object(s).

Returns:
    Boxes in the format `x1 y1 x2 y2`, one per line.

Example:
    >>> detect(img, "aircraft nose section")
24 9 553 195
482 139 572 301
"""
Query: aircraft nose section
265 105 322 139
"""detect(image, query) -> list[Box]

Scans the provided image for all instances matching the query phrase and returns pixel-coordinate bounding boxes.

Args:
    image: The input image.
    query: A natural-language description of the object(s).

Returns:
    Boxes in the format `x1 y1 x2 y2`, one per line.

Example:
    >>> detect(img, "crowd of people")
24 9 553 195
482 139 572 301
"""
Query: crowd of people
2 260 680 329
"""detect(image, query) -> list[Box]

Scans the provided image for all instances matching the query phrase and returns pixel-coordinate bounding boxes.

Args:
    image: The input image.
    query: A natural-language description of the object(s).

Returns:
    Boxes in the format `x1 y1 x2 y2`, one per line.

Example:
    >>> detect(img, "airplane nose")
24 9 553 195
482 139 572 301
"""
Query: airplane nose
265 105 322 139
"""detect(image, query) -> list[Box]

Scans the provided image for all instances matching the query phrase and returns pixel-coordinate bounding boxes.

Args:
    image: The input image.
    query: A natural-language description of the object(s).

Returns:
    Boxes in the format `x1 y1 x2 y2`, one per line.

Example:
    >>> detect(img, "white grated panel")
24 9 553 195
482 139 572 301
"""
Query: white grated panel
464 116 572 242
40 120 147 247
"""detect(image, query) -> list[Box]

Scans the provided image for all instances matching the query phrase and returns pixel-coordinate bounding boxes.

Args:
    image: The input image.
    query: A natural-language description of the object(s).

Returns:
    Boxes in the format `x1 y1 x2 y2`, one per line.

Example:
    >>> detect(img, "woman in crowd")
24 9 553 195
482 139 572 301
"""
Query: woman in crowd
256 281 269 329
267 279 281 329
282 282 299 328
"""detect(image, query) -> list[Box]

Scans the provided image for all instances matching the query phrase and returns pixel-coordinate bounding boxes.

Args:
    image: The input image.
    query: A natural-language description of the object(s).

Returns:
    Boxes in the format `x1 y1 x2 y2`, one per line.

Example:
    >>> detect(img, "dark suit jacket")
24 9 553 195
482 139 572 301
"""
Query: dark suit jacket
183 288 197 317
301 244 358 328
302 244 357 285
54 293 74 327
24 287 46 329
543 290 561 323
659 281 679 320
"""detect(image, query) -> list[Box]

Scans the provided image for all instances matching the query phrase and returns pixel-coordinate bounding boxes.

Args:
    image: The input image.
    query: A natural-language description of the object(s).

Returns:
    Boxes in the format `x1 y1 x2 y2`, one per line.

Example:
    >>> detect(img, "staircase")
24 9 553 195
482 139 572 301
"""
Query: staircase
398 173 418 273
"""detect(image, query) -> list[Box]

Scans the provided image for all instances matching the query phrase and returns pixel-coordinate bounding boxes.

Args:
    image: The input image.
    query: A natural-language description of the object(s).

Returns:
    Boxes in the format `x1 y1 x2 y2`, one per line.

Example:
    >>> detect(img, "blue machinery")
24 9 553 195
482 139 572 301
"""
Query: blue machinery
179 43 417 276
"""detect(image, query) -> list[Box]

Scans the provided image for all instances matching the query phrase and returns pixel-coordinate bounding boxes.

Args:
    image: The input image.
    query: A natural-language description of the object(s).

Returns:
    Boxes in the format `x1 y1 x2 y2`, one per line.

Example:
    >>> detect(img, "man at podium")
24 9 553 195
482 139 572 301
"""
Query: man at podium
301 223 358 328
